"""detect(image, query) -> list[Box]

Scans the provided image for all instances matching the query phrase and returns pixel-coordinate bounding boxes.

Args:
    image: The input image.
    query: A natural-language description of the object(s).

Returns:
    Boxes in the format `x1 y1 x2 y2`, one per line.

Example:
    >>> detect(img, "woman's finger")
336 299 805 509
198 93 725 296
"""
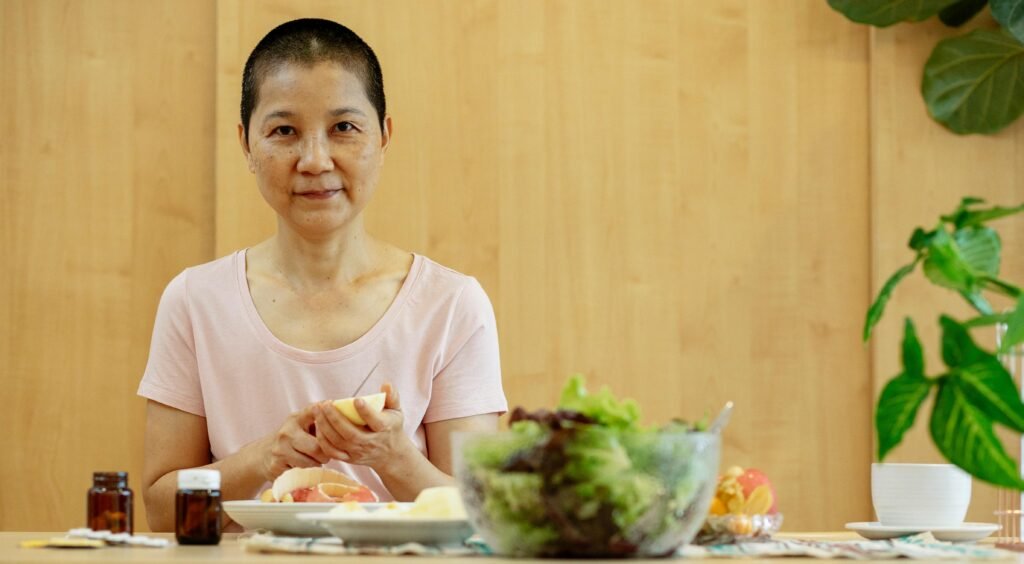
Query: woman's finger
314 405 349 448
292 431 331 464
295 403 320 429
320 400 367 441
282 450 325 469
383 382 401 410
312 407 353 462
356 397 390 433
315 435 351 461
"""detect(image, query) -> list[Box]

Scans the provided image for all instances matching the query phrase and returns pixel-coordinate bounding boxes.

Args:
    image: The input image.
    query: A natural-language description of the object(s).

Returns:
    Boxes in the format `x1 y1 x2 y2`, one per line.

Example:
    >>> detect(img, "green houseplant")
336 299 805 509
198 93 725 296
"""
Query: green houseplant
866 197 1024 488
827 0 1024 135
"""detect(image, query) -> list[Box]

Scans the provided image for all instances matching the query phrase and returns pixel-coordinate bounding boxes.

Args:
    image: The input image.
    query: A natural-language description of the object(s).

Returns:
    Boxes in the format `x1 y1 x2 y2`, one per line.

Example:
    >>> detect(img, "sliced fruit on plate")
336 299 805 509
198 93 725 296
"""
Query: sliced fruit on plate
263 467 378 503
711 465 778 516
735 467 777 514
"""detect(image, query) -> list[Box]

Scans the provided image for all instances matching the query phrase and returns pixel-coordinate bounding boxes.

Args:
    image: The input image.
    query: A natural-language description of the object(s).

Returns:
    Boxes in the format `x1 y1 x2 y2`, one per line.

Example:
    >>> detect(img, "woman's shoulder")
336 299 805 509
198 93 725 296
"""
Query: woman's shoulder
414 255 485 294
410 254 494 319
159 251 243 302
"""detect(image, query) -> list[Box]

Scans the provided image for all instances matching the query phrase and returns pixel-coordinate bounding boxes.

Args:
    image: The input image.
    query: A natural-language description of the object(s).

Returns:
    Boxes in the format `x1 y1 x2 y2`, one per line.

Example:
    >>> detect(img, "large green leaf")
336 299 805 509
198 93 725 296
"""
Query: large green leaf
876 319 932 460
864 259 920 341
923 29 1024 134
930 378 1024 489
940 315 1024 432
992 0 1024 43
954 227 1001 276
999 296 1024 352
877 374 933 460
940 0 990 27
941 198 1024 228
956 361 1024 432
828 0 961 26
940 315 987 367
922 229 976 291
902 318 926 378
952 226 999 313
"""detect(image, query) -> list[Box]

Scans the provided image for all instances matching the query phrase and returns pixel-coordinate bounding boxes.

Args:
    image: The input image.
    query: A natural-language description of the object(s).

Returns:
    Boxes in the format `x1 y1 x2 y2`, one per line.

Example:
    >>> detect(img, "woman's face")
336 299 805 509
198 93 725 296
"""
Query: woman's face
240 61 391 235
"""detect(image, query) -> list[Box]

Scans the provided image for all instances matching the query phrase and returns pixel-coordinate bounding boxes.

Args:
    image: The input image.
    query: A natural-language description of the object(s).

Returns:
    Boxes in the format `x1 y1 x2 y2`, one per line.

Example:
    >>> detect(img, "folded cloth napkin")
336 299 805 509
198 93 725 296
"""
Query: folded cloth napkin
679 533 1011 560
240 533 477 556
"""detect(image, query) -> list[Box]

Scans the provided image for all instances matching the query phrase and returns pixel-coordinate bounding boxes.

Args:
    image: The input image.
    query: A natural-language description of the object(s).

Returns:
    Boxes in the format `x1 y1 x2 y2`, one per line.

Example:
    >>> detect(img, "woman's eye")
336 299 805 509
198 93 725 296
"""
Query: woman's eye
334 122 356 133
272 126 295 136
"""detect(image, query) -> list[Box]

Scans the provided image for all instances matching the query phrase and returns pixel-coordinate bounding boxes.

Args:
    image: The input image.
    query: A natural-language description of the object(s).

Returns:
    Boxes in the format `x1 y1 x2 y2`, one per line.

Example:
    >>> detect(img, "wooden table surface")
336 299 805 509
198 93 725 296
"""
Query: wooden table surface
0 532 1013 563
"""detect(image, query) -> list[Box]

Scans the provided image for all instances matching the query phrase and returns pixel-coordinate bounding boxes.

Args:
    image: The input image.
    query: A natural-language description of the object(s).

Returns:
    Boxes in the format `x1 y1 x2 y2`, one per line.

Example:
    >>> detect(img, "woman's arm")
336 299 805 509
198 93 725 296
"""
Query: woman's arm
142 401 257 531
370 411 499 500
142 400 329 531
422 413 499 476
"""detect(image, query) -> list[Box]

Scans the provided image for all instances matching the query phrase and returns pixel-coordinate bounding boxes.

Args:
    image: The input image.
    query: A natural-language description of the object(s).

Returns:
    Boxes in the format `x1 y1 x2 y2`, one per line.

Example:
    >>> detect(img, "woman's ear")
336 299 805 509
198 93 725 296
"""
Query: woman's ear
378 115 393 164
237 123 255 173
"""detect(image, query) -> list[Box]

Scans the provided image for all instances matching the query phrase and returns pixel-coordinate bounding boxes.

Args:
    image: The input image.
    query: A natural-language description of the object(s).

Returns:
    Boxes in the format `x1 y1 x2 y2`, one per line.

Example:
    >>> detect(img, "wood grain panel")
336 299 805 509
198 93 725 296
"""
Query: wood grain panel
870 15 1024 525
4 0 1015 534
216 0 871 530
0 0 215 531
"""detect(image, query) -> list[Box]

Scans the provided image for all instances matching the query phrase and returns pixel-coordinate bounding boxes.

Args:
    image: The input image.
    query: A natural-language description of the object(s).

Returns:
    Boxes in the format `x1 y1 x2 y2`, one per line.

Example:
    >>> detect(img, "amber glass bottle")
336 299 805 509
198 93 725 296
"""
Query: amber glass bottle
87 471 133 533
175 469 222 545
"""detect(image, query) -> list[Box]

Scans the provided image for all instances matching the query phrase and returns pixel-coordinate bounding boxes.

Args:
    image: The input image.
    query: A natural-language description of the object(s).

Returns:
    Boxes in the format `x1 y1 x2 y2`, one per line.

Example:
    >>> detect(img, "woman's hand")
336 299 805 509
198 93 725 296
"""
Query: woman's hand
257 403 331 482
313 383 412 471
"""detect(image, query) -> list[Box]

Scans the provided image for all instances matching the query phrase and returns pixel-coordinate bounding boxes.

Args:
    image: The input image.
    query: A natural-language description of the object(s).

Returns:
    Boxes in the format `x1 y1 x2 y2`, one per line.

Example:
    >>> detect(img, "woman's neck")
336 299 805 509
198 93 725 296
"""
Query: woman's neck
267 216 380 289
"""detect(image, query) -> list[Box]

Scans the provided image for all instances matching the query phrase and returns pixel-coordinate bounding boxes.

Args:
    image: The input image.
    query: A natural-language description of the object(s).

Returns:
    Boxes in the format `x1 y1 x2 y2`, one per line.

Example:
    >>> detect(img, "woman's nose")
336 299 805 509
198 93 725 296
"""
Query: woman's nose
296 134 334 174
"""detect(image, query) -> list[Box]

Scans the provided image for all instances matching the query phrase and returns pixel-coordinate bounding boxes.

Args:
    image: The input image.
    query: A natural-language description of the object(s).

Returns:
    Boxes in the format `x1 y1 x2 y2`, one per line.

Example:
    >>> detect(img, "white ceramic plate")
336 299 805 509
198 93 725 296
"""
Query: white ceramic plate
845 522 999 542
223 501 402 536
296 512 474 546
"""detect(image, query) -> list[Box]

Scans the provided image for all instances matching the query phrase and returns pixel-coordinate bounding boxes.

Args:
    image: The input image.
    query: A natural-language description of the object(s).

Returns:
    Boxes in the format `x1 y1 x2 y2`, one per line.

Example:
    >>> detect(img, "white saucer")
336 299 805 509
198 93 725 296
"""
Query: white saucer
296 512 473 545
845 522 999 542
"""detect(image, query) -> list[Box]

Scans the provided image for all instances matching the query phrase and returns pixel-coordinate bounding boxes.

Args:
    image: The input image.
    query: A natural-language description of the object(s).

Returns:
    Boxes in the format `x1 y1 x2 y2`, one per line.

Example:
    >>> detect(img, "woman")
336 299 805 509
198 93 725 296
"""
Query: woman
138 18 506 531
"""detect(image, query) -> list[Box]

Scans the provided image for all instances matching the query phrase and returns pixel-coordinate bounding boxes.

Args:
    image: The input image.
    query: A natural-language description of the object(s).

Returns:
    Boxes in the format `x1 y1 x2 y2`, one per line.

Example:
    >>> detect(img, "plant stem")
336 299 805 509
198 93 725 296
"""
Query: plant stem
981 276 1022 298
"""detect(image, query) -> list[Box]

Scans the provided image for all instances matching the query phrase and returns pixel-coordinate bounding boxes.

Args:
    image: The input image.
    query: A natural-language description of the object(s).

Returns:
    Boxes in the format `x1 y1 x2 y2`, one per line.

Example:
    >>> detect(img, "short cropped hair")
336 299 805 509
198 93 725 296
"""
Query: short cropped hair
240 18 386 142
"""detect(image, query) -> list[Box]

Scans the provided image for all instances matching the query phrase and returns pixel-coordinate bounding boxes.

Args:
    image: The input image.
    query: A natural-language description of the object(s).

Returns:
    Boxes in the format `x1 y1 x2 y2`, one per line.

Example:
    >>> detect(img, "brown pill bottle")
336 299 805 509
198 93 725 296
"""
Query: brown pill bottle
175 469 222 545
87 471 134 533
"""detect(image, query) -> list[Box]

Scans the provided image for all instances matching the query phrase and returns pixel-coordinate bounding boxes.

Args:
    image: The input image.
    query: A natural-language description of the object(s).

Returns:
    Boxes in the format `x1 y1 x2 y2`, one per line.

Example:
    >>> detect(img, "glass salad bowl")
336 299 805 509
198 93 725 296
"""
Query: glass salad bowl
454 423 720 557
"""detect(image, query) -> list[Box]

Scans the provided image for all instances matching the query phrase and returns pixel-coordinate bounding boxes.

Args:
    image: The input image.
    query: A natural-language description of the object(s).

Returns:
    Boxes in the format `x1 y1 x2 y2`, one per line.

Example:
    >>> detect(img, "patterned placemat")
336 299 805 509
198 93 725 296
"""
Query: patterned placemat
680 533 1011 560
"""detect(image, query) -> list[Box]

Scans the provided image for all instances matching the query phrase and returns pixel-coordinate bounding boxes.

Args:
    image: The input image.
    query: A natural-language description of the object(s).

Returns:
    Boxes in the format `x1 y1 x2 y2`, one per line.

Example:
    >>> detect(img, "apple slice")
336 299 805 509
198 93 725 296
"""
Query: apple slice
332 392 386 426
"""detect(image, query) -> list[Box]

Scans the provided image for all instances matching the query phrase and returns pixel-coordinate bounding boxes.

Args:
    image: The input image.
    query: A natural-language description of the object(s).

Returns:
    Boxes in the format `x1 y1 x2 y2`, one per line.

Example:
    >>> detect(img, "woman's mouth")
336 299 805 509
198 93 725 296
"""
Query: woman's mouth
295 189 342 200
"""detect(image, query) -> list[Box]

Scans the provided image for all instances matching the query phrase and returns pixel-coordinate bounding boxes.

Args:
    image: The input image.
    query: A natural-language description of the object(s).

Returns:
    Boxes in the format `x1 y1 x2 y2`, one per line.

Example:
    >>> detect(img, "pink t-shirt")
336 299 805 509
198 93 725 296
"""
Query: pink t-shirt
137 251 507 501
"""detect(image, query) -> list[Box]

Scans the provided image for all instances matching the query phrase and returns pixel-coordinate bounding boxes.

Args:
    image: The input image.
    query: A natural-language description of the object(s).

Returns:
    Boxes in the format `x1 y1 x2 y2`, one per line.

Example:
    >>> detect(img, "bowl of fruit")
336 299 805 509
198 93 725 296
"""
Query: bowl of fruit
454 375 720 557
695 465 782 544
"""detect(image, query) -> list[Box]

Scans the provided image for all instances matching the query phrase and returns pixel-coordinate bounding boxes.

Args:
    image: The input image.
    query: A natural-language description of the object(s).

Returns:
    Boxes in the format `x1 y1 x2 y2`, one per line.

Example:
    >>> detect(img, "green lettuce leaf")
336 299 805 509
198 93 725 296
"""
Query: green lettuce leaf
559 374 642 430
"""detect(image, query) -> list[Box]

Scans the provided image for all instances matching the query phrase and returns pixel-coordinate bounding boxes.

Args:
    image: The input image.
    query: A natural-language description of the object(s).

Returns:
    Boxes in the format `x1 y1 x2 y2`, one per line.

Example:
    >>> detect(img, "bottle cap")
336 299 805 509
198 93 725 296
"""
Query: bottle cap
93 472 128 487
177 469 220 490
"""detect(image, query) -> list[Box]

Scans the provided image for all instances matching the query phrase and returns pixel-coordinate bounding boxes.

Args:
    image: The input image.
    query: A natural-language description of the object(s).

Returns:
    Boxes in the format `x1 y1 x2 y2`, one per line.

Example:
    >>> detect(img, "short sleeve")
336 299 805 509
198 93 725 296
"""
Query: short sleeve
137 270 206 416
423 278 507 423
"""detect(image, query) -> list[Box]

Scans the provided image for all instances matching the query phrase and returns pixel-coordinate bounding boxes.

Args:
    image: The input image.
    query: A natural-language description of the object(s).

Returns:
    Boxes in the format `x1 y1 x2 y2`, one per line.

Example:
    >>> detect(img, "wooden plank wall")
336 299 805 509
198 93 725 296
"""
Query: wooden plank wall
5 0 1019 533
0 0 215 531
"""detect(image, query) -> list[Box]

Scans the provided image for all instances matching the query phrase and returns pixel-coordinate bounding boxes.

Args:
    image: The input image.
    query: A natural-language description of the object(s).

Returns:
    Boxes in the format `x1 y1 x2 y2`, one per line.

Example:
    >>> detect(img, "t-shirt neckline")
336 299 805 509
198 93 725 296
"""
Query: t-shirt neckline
235 249 423 363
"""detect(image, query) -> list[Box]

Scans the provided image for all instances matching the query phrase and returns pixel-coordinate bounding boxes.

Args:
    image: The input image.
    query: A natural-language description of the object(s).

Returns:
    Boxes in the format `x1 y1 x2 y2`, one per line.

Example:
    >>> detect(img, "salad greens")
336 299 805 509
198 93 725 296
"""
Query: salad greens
458 375 718 557
558 374 641 429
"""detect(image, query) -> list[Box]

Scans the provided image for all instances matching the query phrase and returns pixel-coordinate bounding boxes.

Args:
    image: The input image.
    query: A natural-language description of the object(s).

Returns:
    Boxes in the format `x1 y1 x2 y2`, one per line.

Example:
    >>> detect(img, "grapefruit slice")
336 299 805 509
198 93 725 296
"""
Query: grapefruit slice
332 392 386 426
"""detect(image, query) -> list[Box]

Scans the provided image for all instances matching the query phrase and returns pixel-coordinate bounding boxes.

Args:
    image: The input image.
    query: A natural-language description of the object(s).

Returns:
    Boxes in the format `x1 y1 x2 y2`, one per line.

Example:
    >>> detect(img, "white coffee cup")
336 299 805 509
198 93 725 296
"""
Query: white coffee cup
871 463 971 527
